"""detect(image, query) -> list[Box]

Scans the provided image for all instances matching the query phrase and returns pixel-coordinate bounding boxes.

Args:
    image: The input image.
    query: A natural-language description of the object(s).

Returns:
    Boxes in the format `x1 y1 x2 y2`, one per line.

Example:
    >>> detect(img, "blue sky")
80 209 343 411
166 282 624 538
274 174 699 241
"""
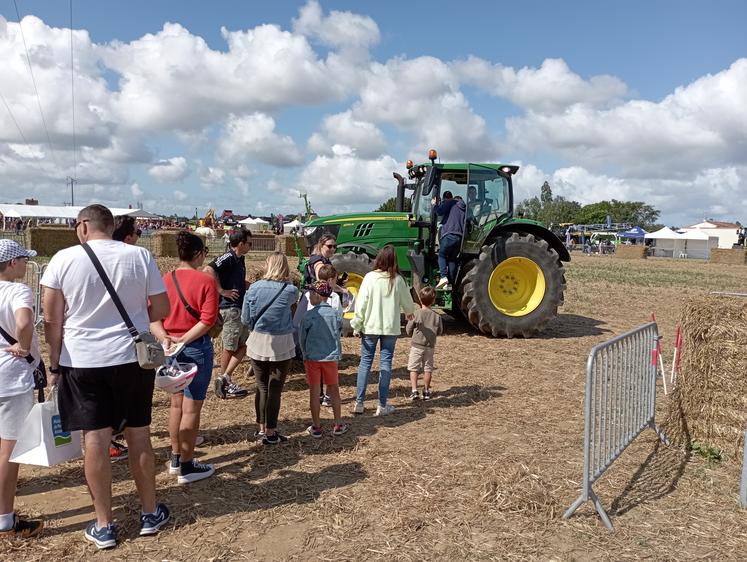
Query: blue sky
1 1 745 225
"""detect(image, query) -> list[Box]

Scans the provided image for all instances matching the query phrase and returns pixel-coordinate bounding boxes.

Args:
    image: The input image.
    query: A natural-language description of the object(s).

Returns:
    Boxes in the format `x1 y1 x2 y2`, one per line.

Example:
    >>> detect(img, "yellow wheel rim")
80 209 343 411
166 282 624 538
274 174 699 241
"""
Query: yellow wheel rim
488 257 545 317
343 272 364 320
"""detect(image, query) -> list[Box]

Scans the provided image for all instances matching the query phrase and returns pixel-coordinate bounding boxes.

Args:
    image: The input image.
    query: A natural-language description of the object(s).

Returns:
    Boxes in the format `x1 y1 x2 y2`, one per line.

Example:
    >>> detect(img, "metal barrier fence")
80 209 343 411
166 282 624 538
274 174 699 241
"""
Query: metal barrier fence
563 322 669 529
137 234 280 256
21 261 44 326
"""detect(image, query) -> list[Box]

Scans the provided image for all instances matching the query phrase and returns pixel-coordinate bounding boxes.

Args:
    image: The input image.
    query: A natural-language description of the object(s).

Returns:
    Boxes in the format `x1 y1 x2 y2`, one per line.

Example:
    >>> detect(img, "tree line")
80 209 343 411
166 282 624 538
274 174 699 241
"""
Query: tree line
515 182 661 229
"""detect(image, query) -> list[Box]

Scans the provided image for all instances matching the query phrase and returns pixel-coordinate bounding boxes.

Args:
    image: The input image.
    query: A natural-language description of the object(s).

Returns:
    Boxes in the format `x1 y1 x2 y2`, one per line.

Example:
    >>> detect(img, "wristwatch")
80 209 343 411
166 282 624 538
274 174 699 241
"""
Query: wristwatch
49 366 61 374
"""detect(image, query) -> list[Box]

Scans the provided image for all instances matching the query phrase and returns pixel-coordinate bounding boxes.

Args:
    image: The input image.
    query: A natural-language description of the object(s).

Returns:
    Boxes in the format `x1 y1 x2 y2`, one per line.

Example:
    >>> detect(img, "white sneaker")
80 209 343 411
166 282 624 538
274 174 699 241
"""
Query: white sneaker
352 402 364 414
435 277 449 289
374 404 395 416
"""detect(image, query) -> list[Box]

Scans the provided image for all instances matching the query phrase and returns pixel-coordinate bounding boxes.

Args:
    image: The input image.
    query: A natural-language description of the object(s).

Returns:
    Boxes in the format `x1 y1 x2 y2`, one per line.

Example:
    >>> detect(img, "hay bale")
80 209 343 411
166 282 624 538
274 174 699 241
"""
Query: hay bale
151 230 206 257
710 248 746 265
281 235 307 257
614 245 647 259
661 295 747 459
26 227 79 256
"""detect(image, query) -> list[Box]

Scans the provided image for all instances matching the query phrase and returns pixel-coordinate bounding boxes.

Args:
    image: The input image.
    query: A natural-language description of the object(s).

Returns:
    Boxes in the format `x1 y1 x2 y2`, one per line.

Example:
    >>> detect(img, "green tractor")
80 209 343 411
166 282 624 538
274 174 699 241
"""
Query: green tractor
300 150 570 337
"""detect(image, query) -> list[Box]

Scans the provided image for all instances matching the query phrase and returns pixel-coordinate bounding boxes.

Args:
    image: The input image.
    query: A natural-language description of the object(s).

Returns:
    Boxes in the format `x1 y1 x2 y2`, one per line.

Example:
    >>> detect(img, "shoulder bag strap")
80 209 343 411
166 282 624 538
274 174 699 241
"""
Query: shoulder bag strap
81 243 140 342
253 282 288 326
0 324 35 364
171 271 201 321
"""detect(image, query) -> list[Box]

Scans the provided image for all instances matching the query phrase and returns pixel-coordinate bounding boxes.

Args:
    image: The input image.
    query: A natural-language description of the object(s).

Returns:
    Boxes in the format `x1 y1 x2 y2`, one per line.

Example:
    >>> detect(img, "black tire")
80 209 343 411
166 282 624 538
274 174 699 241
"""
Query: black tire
459 233 566 338
330 252 372 337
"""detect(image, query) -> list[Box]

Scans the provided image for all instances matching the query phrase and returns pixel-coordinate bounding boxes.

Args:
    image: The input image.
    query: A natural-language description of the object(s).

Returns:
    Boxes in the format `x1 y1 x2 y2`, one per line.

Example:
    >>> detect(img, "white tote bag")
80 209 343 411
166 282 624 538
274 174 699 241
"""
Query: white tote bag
10 389 82 467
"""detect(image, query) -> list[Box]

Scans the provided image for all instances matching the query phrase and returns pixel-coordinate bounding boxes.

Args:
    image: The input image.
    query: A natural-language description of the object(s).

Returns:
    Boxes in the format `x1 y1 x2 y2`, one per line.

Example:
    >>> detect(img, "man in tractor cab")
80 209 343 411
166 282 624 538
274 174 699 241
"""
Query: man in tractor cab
431 191 466 290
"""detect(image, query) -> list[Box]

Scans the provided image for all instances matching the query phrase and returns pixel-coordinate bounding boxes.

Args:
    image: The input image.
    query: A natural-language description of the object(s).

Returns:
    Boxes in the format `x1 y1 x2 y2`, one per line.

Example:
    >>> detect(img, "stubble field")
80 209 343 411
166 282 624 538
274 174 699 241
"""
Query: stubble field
3 255 747 561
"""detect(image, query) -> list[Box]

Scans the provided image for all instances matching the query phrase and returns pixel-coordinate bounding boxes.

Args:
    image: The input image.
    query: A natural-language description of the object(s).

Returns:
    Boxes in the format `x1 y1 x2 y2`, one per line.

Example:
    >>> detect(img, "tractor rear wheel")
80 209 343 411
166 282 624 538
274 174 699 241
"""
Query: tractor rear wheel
459 233 565 338
330 252 372 336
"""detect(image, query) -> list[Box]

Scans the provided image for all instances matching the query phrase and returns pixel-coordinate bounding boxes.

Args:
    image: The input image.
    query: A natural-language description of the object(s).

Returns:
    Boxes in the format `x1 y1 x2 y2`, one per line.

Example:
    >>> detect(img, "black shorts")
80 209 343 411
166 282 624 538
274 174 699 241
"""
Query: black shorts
57 362 155 432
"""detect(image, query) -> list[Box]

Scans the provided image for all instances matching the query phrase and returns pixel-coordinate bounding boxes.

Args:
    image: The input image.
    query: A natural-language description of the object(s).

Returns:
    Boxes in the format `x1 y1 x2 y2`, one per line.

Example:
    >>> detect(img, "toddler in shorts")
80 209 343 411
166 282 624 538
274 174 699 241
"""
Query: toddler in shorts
299 281 348 437
406 286 443 401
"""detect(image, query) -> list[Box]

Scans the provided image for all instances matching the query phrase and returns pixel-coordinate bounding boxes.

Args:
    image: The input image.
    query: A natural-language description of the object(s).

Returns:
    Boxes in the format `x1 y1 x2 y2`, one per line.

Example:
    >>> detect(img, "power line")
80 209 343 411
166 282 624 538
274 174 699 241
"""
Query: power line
0 88 51 179
12 0 60 168
69 0 77 181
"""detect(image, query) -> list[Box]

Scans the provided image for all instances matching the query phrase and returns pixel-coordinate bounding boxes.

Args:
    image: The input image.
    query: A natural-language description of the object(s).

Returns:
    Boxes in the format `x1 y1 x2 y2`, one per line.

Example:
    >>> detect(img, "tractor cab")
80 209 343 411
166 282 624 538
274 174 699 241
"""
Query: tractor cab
400 151 520 304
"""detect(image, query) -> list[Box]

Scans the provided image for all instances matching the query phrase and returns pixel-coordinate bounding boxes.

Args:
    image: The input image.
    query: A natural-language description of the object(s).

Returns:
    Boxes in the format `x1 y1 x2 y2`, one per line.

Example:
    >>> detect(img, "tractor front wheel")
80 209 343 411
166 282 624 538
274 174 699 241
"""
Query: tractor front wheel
459 233 565 337
330 252 372 336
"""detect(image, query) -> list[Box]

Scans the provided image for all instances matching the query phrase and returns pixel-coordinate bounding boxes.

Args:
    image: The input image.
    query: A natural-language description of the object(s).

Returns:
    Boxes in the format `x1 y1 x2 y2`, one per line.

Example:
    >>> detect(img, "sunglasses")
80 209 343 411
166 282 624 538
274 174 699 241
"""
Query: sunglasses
73 219 90 229
324 244 337 249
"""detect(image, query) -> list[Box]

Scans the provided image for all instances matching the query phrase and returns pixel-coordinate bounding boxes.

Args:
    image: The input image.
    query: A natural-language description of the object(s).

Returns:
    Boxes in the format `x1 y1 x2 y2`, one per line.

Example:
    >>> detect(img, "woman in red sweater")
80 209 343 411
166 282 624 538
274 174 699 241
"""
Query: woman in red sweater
151 231 219 484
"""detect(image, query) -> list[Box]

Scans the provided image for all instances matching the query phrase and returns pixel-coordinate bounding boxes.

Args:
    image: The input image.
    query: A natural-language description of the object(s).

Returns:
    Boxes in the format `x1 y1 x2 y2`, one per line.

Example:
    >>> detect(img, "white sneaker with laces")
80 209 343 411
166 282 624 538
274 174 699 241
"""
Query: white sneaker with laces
435 277 449 289
375 404 395 416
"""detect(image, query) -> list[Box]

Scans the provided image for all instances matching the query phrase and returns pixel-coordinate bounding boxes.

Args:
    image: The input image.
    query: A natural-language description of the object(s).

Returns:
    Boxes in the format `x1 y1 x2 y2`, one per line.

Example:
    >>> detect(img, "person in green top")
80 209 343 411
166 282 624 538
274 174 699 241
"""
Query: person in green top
350 245 415 416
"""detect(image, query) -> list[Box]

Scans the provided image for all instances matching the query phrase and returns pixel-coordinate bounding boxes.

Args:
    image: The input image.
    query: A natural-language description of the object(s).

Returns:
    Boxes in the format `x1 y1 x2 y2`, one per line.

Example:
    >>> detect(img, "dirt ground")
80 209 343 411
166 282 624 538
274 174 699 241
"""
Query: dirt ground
3 255 747 560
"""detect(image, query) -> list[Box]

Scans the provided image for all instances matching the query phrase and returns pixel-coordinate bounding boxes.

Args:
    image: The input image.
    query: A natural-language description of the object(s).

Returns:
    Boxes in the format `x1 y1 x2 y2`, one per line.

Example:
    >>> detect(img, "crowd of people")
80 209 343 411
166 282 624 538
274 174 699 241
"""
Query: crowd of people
0 204 444 550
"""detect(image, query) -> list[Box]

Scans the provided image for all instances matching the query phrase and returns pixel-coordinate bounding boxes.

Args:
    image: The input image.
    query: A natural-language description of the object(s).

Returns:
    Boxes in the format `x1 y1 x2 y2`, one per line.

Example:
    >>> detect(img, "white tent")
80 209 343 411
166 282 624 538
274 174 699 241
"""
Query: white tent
238 216 269 232
0 203 143 220
677 228 719 259
238 217 257 225
644 227 684 258
283 219 304 233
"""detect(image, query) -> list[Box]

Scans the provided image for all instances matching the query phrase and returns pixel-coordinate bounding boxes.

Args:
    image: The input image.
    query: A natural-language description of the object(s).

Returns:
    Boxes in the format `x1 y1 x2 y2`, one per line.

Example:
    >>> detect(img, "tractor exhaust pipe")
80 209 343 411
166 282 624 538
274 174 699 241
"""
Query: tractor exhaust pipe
393 172 406 212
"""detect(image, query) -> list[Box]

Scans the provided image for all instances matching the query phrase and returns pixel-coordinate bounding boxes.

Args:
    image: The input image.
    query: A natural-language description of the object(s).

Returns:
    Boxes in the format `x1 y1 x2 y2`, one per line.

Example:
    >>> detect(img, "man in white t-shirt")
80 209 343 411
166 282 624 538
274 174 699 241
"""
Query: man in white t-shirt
41 204 171 550
0 240 43 539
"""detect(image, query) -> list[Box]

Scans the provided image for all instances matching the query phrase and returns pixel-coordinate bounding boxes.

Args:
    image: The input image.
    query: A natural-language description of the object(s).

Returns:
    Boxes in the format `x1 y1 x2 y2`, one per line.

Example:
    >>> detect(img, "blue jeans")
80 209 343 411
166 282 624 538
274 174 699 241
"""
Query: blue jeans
177 335 214 401
438 233 462 283
355 335 397 406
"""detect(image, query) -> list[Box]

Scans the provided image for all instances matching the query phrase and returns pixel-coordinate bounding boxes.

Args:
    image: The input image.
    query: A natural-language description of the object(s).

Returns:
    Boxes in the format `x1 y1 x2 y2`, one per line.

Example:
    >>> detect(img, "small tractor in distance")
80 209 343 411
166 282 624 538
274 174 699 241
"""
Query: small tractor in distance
301 150 571 337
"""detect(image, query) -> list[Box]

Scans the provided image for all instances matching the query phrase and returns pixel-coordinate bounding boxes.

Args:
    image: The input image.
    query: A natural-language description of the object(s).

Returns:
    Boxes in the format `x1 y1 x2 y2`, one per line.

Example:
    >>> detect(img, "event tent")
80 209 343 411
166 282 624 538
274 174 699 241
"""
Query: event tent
644 227 684 258
677 228 719 259
0 203 146 220
619 226 647 239
283 219 304 233
238 216 269 231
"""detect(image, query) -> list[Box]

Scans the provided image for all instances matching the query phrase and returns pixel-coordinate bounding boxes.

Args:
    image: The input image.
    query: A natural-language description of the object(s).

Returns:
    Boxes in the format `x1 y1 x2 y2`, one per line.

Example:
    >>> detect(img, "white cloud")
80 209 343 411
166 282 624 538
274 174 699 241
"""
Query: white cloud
307 111 386 158
148 156 189 183
173 189 188 201
292 0 380 51
455 56 628 113
505 58 747 176
217 113 303 167
130 182 143 198
199 166 226 187
301 148 400 208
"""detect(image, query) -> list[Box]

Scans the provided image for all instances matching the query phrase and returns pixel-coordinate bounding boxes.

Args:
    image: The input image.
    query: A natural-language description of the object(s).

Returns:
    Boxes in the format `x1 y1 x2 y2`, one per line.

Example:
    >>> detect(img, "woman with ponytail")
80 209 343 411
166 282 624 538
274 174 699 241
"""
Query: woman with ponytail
150 231 218 484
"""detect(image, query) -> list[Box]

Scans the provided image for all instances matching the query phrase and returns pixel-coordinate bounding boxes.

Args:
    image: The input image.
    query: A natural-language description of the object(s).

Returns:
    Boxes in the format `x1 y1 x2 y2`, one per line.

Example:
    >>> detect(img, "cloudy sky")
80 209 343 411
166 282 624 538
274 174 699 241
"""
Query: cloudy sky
0 0 745 225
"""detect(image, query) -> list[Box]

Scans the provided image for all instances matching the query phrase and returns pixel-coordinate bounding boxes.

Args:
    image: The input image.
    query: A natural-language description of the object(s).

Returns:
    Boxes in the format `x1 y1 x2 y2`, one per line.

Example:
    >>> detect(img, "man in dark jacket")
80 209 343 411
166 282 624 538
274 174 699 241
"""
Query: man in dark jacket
432 191 466 289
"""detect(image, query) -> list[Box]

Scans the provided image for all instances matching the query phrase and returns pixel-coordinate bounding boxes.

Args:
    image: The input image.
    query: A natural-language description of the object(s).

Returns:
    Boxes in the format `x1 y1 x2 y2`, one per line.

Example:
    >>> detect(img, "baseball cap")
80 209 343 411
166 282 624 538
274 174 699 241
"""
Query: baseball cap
0 239 37 262
305 280 333 298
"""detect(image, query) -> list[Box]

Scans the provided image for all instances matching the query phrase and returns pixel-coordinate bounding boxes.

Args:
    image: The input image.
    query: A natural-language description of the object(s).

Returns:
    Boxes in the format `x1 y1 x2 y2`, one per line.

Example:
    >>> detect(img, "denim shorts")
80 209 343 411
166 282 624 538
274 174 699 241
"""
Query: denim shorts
177 335 215 401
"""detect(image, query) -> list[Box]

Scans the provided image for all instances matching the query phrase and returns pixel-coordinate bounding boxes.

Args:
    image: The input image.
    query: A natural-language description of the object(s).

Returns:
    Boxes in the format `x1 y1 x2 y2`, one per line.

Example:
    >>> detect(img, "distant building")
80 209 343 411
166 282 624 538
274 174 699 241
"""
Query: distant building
25 198 38 205
681 220 741 248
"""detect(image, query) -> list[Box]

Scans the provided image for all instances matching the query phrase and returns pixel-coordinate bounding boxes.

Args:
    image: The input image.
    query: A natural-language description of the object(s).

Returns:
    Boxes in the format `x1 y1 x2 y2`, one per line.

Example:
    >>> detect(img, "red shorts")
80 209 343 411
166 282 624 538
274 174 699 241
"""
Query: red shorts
304 361 339 386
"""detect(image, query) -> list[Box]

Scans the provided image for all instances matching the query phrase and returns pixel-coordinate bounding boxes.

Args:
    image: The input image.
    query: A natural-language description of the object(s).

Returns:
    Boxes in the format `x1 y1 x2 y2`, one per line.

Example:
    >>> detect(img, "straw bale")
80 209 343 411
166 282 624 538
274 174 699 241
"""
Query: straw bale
615 245 647 259
709 248 747 265
26 227 79 256
281 235 308 257
661 294 747 459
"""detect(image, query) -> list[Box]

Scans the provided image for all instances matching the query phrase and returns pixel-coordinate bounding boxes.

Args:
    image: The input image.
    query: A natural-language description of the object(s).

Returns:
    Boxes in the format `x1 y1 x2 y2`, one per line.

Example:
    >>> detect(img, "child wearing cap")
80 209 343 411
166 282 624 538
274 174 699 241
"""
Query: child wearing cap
0 239 44 538
299 281 348 437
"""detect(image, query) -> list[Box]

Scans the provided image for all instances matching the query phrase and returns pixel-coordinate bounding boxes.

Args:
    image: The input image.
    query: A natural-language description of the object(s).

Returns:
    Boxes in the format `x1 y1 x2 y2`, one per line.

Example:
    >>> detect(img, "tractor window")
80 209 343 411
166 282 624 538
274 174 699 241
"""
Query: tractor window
467 167 509 225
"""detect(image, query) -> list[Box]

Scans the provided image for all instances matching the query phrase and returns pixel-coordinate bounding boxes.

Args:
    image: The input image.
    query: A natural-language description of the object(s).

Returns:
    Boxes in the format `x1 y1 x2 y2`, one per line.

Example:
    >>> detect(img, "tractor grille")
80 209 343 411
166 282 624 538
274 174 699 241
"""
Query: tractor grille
353 223 374 237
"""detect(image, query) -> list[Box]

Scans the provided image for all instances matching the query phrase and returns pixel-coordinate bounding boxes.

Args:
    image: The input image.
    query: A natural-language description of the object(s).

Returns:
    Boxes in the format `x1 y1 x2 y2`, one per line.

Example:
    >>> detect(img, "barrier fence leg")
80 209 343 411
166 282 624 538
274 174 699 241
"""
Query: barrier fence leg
562 493 587 521
589 489 614 530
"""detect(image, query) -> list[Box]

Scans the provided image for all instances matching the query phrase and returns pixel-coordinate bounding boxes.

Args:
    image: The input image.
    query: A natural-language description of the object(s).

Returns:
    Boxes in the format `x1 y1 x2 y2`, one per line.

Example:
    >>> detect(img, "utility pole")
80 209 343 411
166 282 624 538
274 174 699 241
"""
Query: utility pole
66 176 77 206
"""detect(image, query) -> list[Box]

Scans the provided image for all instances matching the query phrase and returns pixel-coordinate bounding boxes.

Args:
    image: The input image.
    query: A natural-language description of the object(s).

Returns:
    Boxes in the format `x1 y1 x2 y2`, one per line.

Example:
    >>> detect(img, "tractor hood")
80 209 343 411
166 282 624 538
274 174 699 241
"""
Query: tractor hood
305 212 410 228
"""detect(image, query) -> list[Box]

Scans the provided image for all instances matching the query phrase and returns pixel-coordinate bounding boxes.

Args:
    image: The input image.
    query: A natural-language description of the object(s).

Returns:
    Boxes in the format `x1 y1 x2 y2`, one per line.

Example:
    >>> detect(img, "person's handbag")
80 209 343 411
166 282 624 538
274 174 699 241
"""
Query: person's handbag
82 243 165 370
0 323 46 402
9 387 83 466
171 271 223 338
246 282 288 330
